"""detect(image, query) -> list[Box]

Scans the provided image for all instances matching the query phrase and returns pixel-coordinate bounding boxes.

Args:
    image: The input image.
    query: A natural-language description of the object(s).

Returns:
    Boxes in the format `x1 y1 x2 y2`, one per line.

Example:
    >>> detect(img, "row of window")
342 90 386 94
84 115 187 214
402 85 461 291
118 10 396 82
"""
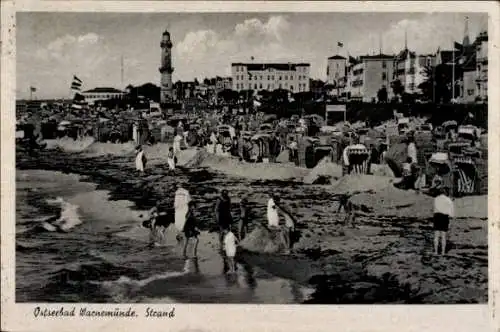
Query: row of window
234 75 308 81
234 66 308 72
351 79 363 87
234 83 309 91
84 94 122 99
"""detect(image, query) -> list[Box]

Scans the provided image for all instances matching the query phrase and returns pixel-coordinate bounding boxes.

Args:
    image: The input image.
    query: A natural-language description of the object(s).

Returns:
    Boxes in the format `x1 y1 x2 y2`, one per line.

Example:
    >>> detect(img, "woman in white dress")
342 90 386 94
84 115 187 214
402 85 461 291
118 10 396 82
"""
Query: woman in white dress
174 183 191 241
135 146 146 174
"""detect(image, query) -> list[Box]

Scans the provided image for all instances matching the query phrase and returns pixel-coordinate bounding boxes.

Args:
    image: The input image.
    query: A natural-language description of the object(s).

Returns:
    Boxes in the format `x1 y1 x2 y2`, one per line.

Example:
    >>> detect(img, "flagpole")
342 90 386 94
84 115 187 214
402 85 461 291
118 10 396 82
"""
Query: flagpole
452 42 455 100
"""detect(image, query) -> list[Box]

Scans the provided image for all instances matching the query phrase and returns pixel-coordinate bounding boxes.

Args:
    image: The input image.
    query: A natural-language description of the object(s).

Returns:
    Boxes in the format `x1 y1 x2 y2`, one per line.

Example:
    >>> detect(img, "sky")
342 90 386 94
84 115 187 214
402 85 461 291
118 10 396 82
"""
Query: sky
17 12 487 99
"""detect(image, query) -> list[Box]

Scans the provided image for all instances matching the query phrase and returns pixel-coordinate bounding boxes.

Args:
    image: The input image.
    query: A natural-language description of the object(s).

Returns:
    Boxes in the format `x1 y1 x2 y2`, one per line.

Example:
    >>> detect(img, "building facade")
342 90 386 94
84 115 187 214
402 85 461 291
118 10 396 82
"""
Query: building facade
231 63 310 92
215 77 233 92
159 29 174 103
346 54 394 102
394 49 435 94
475 32 488 101
81 87 124 105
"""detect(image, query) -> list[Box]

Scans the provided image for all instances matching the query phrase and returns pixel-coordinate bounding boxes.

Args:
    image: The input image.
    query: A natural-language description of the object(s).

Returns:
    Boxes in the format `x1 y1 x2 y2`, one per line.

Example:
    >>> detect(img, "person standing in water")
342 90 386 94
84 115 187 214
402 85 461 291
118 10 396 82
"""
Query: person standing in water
433 187 454 256
238 195 250 241
174 183 191 243
135 146 147 174
182 201 200 258
215 189 233 251
223 227 238 273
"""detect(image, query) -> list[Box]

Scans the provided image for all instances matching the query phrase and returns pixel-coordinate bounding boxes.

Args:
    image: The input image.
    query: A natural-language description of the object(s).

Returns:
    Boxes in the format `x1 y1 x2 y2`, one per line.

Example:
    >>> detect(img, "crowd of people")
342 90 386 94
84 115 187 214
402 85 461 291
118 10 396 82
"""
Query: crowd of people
145 183 298 273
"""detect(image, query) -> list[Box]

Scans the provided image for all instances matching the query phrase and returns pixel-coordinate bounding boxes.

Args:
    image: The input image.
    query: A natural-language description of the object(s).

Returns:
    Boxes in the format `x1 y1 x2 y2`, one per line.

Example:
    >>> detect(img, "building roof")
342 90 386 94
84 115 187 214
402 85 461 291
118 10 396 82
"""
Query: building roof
231 63 310 71
360 53 395 61
328 55 346 60
83 87 124 94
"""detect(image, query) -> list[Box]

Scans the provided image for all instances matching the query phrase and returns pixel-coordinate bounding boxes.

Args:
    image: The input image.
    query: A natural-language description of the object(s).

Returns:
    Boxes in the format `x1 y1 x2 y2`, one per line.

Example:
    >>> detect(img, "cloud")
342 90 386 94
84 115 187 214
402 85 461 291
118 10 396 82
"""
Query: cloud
174 15 295 80
36 32 101 60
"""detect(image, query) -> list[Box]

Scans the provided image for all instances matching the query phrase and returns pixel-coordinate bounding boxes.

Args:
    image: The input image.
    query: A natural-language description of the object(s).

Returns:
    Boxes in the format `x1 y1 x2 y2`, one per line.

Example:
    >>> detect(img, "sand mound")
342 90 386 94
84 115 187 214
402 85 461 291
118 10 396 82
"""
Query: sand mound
303 158 343 184
350 186 434 218
184 149 211 168
276 149 290 163
240 224 286 253
82 141 136 157
331 174 393 195
370 164 395 177
44 137 95 153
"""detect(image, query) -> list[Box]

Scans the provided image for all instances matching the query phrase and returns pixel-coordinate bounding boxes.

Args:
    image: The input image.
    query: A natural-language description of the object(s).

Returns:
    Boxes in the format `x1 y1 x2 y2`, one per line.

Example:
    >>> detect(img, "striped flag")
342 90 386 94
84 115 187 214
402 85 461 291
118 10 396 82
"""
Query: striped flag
30 86 37 92
338 42 344 47
71 75 83 91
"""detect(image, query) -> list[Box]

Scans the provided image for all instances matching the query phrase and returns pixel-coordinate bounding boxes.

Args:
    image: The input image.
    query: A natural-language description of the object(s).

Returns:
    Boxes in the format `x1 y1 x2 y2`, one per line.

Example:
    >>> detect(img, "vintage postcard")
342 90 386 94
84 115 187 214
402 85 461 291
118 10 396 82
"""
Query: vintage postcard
1 1 499 331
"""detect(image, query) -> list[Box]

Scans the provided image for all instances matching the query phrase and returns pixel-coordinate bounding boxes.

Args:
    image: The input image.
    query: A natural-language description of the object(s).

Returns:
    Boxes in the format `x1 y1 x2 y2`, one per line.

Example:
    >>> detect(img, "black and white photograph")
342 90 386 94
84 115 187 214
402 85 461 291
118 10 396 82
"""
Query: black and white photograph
12 9 491 305
2 2 498 331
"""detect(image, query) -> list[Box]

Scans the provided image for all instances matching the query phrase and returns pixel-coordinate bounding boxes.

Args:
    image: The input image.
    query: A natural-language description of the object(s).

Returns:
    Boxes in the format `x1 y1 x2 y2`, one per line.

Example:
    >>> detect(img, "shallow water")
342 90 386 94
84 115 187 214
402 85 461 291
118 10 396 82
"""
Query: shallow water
16 169 314 303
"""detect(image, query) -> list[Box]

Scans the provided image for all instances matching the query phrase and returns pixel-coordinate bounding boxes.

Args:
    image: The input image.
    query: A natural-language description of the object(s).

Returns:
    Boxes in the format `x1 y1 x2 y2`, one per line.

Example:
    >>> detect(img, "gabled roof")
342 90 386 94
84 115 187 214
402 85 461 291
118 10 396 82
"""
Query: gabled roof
328 55 346 60
83 87 124 93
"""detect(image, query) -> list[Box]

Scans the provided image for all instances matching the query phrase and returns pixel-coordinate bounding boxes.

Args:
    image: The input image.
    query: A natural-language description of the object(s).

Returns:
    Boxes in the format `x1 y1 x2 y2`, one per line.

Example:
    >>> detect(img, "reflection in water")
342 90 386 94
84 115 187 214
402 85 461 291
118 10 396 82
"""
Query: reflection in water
236 259 257 290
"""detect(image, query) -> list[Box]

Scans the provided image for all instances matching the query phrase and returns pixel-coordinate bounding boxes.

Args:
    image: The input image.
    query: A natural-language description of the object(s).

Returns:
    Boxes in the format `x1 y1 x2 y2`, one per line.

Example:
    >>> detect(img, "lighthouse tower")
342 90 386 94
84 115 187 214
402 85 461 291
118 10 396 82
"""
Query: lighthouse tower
159 29 174 103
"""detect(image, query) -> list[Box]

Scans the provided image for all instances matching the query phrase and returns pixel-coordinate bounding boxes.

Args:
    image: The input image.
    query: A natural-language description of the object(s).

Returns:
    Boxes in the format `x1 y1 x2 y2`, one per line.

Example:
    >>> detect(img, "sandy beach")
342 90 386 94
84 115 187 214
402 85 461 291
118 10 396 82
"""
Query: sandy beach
15 142 488 303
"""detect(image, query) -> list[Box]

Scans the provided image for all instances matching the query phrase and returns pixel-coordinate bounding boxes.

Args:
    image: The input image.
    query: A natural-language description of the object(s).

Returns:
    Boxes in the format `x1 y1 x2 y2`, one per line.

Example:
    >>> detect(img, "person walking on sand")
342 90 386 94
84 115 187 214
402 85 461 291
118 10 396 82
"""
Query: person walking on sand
215 189 233 251
223 228 238 273
238 195 250 241
182 201 200 258
135 146 147 174
432 187 454 255
167 147 176 170
174 183 191 242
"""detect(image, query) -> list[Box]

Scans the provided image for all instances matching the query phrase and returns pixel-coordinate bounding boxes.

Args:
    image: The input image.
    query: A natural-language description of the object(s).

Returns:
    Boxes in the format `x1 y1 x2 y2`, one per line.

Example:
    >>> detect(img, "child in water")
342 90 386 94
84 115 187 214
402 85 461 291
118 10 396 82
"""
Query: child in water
223 228 238 274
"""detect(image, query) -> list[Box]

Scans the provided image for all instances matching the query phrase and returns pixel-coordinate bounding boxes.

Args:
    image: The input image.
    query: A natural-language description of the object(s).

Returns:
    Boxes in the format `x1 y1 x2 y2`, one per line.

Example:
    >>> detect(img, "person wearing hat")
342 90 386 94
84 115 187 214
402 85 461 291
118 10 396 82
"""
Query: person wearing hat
432 186 454 255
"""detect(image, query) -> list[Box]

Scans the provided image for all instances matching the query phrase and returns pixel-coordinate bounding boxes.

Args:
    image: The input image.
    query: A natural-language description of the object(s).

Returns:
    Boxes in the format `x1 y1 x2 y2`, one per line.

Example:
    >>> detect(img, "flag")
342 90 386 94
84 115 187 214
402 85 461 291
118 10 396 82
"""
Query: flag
338 42 344 47
71 75 83 91
30 86 36 92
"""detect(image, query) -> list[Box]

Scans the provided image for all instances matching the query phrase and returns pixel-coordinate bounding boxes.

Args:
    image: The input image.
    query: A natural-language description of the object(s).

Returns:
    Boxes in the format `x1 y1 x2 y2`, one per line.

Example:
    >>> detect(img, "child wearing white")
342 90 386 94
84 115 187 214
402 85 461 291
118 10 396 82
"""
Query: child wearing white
224 229 238 273
433 187 454 255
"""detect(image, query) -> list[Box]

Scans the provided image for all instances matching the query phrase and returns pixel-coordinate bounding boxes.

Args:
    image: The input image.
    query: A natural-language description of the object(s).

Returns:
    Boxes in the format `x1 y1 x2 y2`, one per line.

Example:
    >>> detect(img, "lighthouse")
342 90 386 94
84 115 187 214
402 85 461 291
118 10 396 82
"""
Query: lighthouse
159 29 174 103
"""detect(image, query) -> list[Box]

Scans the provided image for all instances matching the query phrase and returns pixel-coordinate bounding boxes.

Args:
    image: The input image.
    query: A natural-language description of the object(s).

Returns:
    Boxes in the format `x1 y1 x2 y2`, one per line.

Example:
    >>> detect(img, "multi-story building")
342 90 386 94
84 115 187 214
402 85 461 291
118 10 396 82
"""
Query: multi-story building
475 31 488 101
81 87 124 105
326 55 347 97
394 49 435 94
215 77 233 92
231 63 310 93
346 54 394 102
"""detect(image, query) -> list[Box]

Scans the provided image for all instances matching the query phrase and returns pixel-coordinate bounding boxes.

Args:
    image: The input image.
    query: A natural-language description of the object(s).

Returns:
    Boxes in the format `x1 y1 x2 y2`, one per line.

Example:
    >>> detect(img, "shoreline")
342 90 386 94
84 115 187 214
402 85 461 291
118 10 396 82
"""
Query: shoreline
15 148 488 303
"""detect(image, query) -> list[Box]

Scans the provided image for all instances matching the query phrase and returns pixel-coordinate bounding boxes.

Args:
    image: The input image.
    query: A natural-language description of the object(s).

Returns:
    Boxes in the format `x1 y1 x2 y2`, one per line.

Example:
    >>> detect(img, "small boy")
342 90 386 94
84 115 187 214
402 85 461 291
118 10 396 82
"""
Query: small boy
223 228 238 273
167 147 176 170
433 187 454 255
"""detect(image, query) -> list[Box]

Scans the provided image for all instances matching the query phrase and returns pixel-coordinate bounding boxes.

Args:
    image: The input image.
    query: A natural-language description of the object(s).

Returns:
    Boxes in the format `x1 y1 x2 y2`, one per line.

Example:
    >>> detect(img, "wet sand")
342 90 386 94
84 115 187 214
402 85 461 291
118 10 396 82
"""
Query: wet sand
16 147 488 303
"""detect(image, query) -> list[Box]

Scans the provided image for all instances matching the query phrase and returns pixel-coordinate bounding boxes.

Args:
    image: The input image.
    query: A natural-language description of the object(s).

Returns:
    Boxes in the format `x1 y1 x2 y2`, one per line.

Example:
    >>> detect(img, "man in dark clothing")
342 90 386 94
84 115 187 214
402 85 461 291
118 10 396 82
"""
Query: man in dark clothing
215 189 233 251
238 196 250 241
182 201 200 258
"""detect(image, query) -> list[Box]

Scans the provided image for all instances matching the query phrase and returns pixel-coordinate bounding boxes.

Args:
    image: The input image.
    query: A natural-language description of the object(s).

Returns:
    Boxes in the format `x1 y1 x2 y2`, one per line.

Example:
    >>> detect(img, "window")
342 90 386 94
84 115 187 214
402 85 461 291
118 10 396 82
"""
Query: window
290 85 294 91
336 63 339 68
285 83 288 87
279 83 282 89
254 84 257 89
327 66 329 76
267 75 270 80
382 61 387 68
260 76 262 80
267 84 270 89
259 84 263 89
279 76 282 80
285 76 288 80
272 75 275 80
382 73 387 80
